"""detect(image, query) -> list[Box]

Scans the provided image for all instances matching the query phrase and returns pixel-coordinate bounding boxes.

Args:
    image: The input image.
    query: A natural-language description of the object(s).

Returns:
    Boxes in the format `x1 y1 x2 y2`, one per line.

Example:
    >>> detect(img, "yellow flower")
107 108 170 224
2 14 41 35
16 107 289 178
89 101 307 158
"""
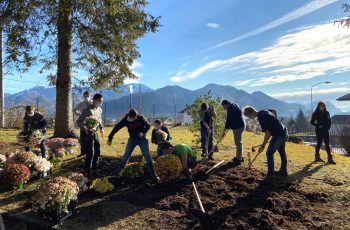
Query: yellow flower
154 154 182 180
92 178 114 194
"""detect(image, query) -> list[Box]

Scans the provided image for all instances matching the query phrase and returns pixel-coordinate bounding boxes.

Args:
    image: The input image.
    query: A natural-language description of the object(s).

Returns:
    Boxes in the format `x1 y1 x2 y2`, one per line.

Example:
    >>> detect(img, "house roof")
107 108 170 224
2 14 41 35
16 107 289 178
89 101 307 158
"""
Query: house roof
331 115 350 124
179 107 190 113
337 93 350 101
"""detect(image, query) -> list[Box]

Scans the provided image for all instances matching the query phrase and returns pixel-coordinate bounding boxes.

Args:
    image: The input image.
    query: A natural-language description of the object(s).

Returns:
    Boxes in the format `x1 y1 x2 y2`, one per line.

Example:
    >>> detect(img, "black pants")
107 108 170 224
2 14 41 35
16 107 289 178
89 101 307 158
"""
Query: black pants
79 129 87 156
315 129 332 158
81 130 101 173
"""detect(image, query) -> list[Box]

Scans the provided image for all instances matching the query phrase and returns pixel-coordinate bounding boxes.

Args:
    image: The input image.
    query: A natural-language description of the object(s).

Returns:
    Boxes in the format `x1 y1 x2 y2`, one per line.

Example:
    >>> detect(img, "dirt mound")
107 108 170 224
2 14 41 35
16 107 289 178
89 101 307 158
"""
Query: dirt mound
103 164 334 229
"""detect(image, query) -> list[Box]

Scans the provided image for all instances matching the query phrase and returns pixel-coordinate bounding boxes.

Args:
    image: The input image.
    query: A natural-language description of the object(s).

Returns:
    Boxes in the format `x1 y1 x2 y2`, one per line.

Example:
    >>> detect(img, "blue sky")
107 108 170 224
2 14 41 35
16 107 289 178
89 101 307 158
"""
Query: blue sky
4 0 350 112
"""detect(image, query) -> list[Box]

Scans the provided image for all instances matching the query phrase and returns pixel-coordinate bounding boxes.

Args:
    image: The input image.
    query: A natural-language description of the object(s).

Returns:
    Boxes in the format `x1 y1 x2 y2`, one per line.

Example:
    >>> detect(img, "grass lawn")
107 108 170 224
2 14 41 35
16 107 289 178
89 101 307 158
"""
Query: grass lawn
1 126 350 229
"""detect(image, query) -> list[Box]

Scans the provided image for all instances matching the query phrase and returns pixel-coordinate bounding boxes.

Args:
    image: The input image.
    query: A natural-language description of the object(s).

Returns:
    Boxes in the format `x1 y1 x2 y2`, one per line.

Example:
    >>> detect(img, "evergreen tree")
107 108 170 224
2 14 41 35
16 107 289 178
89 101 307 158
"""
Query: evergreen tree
0 0 160 137
294 109 310 133
287 116 296 134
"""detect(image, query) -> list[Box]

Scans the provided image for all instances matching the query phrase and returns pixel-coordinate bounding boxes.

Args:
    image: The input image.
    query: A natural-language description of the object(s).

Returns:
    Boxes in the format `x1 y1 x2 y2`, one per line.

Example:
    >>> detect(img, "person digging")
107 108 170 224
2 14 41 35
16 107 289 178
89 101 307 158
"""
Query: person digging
218 100 245 166
107 109 159 183
243 106 288 181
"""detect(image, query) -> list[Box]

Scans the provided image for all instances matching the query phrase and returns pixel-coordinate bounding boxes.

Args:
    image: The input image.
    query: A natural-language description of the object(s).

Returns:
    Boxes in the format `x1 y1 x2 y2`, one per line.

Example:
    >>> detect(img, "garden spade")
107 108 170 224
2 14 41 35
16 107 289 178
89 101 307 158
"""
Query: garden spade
213 129 229 152
192 182 206 214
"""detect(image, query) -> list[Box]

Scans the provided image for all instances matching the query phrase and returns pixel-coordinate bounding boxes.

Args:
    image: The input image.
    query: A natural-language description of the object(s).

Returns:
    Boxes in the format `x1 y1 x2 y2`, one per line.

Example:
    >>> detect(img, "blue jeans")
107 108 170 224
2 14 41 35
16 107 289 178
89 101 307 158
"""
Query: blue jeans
116 137 156 178
266 136 288 176
201 126 213 154
157 144 164 157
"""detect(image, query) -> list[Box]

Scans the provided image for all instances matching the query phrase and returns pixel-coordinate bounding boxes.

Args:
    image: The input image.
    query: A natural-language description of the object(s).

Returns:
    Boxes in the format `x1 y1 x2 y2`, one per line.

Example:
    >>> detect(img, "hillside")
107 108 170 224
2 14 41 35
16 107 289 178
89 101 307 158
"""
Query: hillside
4 83 342 119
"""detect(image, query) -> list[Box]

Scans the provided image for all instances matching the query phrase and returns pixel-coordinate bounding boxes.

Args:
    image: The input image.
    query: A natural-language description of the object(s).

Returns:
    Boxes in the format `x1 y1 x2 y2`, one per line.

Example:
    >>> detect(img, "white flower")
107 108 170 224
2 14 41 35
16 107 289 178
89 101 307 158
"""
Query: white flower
34 156 52 173
0 154 6 164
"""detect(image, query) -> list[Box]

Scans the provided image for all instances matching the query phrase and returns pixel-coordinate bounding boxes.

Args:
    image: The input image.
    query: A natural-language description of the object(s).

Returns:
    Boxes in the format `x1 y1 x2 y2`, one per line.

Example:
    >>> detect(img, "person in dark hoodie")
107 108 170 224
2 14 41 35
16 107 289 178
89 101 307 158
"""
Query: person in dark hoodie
108 109 159 181
151 119 171 157
220 100 245 166
243 106 288 180
23 105 48 158
311 101 335 164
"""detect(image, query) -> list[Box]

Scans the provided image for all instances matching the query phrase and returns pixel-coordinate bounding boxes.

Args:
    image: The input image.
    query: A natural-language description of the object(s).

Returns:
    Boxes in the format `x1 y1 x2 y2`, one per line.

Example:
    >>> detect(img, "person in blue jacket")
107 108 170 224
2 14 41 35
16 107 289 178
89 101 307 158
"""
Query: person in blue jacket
220 100 245 166
243 106 288 179
23 105 48 158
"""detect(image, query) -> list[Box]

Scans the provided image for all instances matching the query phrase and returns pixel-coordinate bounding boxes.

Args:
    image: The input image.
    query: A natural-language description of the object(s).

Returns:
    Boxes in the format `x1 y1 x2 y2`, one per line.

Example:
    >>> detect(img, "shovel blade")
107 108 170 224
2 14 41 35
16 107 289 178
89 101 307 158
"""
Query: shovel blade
213 145 219 152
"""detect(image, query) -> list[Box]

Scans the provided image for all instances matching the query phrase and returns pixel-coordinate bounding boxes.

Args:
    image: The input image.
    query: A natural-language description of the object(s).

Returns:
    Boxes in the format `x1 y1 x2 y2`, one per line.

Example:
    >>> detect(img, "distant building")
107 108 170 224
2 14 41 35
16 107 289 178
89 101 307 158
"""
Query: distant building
337 93 350 101
330 115 350 133
178 107 192 124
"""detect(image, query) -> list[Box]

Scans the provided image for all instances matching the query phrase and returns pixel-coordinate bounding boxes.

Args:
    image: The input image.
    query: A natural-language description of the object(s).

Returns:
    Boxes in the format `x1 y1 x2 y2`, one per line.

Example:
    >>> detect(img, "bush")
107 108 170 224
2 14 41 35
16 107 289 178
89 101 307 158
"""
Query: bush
2 163 31 188
154 154 182 180
187 91 225 149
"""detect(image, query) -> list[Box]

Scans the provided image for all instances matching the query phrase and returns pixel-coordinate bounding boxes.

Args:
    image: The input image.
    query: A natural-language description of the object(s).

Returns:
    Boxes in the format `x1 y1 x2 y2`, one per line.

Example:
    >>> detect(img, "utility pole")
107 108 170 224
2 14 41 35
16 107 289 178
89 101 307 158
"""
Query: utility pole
36 98 39 111
0 26 4 128
129 84 133 109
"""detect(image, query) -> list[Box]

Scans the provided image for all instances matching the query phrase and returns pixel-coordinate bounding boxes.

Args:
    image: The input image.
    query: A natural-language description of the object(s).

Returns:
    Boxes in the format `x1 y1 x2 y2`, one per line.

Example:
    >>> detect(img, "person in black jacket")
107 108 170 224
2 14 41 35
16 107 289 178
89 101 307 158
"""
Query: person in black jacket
108 109 158 180
151 119 171 157
220 100 245 166
311 102 335 164
23 105 48 158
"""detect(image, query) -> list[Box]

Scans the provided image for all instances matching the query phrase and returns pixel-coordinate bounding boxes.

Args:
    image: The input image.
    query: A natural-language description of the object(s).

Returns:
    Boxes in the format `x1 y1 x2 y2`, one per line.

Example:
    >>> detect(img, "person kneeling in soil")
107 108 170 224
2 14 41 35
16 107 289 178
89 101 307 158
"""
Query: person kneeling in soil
243 106 288 180
23 105 48 158
77 94 104 178
107 109 159 182
151 119 172 157
162 142 197 177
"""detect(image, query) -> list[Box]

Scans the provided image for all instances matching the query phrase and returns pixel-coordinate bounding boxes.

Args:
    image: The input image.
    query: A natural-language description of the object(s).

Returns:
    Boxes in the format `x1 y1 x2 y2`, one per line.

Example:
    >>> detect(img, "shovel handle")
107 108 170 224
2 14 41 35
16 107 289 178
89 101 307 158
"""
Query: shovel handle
205 160 225 174
192 182 205 214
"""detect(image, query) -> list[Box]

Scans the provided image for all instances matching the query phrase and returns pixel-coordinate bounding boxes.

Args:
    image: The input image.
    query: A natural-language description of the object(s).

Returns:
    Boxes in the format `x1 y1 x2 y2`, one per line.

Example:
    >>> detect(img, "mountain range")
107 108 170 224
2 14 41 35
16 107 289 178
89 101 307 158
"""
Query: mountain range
4 83 342 119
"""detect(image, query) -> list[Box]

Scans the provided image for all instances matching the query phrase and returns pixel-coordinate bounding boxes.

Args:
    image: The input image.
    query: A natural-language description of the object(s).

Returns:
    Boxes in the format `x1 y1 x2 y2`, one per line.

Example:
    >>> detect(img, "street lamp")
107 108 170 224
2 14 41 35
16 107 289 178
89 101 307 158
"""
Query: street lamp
311 81 331 113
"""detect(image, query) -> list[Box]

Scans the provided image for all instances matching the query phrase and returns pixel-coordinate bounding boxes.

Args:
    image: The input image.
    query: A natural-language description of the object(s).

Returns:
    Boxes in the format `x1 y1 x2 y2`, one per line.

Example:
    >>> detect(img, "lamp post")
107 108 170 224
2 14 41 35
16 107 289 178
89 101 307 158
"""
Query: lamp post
311 81 331 113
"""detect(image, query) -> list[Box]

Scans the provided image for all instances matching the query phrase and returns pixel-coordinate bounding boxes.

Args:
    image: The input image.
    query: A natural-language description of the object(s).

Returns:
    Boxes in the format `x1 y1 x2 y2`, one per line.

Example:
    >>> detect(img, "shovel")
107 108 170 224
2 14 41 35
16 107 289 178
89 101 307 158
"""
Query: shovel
249 142 270 168
205 160 225 174
192 182 205 214
213 129 229 152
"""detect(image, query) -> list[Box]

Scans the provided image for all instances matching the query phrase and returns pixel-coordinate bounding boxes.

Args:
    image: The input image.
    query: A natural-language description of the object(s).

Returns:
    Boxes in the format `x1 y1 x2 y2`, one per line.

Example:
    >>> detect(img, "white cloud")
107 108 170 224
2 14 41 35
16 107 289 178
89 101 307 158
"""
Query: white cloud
130 61 143 70
202 56 209 61
207 23 220 29
170 22 350 85
268 87 350 98
125 61 143 84
207 0 337 50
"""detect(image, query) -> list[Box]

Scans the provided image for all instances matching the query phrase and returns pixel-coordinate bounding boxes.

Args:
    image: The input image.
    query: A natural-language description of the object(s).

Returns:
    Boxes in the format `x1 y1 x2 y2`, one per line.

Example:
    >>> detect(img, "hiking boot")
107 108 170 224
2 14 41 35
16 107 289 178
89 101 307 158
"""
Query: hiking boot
262 175 274 183
228 157 242 167
314 157 325 163
208 152 214 161
275 169 288 177
327 158 336 165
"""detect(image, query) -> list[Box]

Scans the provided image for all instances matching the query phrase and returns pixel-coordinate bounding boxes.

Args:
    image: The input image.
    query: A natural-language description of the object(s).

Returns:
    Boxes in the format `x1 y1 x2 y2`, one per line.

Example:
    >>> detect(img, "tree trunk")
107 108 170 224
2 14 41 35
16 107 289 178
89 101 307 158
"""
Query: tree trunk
54 0 75 137
0 26 5 128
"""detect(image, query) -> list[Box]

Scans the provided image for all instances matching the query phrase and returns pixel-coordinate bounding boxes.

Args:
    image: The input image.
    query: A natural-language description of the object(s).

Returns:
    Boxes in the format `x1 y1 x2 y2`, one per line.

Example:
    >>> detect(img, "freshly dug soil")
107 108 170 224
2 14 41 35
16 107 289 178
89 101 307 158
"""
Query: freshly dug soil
75 159 335 230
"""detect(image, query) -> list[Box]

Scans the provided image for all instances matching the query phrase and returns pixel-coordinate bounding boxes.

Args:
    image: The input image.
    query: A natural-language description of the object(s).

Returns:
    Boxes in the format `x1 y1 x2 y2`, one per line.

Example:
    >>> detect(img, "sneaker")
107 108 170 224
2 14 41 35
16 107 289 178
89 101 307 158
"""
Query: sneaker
275 169 288 177
314 157 325 163
327 158 336 165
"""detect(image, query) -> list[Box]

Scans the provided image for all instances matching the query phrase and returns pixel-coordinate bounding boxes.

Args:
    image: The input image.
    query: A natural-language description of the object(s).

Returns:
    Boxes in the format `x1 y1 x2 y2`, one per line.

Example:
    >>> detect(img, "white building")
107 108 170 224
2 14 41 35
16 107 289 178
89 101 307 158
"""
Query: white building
178 107 192 124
